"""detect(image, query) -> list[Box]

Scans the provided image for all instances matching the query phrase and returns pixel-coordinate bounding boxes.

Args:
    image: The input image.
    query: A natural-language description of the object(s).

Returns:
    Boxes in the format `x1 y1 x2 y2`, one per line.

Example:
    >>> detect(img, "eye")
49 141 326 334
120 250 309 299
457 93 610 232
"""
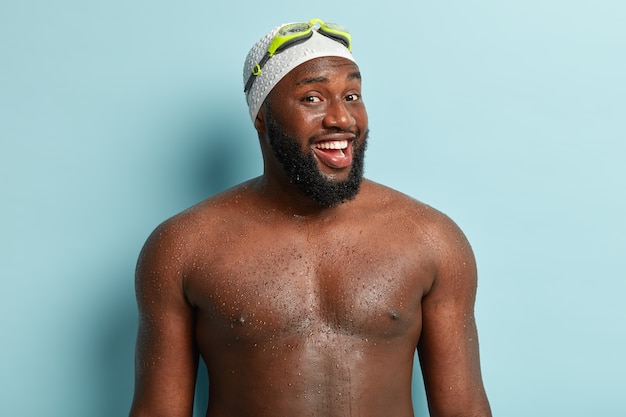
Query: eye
345 93 361 102
302 95 322 103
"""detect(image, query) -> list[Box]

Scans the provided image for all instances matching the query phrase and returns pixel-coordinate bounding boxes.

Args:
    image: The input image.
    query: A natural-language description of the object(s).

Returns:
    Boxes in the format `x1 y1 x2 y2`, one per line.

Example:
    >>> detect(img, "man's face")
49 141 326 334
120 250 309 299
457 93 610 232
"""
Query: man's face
261 56 369 207
266 109 368 207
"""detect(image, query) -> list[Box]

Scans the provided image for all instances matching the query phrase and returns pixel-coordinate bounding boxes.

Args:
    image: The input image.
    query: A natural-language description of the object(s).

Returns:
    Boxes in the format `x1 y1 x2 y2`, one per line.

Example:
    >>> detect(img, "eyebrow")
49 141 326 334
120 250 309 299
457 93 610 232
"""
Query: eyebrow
296 71 362 86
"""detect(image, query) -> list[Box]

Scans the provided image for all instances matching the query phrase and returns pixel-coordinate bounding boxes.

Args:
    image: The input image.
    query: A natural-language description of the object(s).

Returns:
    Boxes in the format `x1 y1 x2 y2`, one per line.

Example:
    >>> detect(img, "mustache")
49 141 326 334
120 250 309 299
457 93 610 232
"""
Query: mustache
308 127 364 144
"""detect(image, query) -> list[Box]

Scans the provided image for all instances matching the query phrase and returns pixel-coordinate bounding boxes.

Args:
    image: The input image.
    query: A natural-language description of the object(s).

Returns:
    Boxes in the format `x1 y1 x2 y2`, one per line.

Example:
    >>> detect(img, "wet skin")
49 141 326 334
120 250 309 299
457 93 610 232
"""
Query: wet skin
129 57 491 417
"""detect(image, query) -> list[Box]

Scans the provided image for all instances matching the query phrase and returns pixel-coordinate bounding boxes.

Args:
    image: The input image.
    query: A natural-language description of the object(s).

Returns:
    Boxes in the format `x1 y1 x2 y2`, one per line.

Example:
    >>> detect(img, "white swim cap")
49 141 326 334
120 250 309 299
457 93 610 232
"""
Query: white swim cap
243 21 355 123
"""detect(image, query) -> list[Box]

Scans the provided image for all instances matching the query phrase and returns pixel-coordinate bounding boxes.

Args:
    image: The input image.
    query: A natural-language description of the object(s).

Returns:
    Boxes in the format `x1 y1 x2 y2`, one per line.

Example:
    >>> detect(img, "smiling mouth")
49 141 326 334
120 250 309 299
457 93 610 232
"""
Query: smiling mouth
314 139 349 157
312 139 353 169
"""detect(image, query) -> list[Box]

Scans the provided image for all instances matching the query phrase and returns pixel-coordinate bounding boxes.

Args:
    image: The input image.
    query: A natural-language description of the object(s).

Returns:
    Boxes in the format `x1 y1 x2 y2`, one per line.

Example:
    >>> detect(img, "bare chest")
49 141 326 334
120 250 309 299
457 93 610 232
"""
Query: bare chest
186 224 432 346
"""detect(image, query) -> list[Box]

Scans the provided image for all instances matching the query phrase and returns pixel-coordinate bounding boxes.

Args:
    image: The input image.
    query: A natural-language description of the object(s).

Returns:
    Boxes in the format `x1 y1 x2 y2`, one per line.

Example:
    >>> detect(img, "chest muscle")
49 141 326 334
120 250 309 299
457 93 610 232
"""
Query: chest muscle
187 233 430 346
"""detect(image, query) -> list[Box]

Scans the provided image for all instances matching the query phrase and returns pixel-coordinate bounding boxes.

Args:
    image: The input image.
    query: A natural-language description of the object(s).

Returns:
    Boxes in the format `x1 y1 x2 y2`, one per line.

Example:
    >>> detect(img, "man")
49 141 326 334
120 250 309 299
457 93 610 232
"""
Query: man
129 19 491 417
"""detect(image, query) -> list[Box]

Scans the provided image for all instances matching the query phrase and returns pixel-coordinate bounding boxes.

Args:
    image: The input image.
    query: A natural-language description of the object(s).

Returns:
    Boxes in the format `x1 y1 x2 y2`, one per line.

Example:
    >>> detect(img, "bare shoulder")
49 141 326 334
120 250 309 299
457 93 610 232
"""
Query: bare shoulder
359 180 475 281
360 180 467 240
137 179 259 280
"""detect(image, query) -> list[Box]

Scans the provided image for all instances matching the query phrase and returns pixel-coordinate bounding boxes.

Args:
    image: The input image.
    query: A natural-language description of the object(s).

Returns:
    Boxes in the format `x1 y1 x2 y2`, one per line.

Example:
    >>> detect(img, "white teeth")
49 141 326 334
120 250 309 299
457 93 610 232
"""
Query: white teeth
314 140 348 150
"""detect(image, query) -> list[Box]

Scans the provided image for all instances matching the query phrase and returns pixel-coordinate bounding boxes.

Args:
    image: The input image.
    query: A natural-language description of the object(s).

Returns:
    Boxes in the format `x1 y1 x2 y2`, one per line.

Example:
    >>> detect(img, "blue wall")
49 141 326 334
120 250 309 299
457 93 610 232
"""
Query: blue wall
1 1 624 416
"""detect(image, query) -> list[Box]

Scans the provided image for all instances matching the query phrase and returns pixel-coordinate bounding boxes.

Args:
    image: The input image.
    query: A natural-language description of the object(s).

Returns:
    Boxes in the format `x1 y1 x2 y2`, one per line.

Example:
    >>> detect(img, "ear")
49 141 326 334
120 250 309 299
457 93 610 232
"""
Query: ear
254 107 266 133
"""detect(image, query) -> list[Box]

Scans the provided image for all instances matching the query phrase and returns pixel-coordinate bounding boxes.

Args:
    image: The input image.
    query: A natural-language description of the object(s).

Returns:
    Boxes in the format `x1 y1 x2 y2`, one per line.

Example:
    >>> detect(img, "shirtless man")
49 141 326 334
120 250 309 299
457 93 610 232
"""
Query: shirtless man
129 19 491 417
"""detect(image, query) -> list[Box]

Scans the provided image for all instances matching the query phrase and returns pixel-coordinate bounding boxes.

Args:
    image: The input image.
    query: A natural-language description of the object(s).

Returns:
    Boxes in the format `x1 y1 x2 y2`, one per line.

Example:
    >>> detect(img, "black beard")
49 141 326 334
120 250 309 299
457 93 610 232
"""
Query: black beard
266 112 368 208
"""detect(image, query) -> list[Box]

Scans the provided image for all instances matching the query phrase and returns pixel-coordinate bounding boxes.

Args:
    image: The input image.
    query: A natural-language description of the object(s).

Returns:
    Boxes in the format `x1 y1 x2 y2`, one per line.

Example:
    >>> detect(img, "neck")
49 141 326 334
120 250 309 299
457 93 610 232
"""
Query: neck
252 173 349 218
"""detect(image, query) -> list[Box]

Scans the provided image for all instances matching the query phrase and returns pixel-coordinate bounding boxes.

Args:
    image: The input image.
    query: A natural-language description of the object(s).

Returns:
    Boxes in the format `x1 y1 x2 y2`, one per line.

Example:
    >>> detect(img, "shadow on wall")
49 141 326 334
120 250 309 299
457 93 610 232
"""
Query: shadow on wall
175 106 261 206
93 266 137 417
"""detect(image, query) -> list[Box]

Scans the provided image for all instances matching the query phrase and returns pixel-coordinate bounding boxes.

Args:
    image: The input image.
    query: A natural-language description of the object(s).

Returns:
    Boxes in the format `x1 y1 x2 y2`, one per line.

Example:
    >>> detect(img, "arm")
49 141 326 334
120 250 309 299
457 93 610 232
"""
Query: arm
418 213 491 417
129 220 198 417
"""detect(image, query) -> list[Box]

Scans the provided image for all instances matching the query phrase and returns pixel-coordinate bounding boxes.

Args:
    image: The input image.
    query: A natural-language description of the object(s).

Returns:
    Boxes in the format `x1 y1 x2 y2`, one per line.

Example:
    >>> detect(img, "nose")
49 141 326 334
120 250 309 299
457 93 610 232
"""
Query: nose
322 99 355 130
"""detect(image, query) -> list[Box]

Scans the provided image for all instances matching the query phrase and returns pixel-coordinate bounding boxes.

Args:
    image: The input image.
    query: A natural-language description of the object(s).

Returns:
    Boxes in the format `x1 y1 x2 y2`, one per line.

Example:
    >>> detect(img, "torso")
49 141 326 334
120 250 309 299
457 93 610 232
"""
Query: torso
177 179 439 417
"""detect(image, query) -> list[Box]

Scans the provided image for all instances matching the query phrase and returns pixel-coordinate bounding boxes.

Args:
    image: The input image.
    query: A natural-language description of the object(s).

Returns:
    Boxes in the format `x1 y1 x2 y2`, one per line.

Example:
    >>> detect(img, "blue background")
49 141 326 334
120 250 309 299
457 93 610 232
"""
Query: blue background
1 1 624 416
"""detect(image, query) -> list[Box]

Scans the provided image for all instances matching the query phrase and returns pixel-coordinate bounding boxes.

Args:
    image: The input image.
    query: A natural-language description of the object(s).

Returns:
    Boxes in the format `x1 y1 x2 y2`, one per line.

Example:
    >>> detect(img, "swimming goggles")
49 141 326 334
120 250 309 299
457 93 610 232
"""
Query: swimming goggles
244 18 351 93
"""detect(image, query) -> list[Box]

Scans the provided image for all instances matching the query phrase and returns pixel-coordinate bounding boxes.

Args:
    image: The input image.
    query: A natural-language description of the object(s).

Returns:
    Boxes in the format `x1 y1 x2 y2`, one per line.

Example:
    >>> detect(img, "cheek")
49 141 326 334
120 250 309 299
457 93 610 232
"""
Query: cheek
353 105 368 130
278 106 323 137
358 106 368 122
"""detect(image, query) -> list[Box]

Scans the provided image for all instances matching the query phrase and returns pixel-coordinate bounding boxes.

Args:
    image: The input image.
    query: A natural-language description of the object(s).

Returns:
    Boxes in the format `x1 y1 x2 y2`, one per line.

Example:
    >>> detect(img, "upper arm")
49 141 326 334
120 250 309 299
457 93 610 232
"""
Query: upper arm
129 220 199 417
417 213 491 417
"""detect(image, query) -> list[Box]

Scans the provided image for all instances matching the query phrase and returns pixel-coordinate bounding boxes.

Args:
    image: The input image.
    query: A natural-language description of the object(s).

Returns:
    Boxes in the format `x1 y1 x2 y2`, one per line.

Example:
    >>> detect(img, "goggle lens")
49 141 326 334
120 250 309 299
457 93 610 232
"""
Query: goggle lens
268 23 314 56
